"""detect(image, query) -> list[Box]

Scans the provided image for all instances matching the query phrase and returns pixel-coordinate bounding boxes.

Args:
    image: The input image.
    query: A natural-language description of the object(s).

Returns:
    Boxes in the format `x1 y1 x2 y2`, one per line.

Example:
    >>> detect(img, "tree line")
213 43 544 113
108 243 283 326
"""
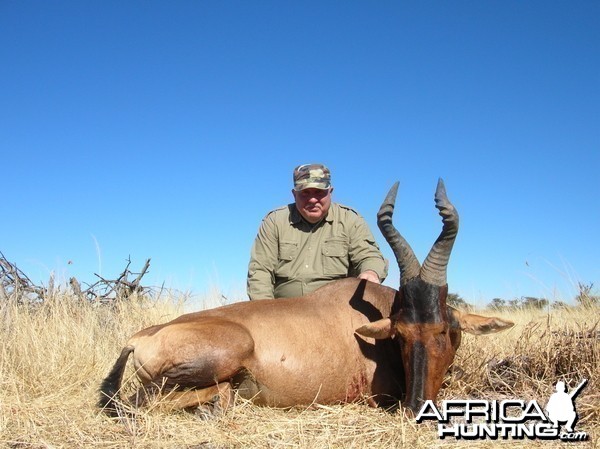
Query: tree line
447 282 599 311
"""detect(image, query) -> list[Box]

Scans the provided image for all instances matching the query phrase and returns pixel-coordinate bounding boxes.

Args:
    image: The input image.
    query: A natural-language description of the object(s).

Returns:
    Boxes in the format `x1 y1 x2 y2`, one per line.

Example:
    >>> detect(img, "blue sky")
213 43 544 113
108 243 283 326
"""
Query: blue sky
1 1 598 306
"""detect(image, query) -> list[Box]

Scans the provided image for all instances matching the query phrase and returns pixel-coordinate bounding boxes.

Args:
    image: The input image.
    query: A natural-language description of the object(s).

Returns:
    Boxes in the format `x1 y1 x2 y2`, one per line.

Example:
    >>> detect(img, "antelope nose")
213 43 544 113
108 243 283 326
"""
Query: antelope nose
403 398 425 417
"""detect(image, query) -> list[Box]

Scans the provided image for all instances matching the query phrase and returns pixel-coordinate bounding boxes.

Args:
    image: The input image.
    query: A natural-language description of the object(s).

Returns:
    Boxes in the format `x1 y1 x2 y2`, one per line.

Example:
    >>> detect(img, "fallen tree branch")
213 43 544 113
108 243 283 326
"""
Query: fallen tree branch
1 252 153 305
0 251 46 303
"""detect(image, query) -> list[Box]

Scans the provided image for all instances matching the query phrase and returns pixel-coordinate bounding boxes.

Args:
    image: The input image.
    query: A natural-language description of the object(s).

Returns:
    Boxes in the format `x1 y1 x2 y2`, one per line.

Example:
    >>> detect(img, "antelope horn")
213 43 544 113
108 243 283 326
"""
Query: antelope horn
420 179 459 286
377 182 421 286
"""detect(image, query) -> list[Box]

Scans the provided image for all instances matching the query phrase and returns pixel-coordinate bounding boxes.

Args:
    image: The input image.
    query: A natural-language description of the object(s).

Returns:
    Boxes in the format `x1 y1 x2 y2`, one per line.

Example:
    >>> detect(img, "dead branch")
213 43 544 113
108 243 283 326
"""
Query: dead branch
1 252 153 305
82 257 153 303
0 251 46 303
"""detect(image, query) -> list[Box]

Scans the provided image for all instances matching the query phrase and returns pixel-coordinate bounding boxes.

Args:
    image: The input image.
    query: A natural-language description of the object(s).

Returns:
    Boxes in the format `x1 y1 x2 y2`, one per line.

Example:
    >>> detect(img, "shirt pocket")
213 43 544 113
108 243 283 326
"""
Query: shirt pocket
277 241 298 278
322 239 349 276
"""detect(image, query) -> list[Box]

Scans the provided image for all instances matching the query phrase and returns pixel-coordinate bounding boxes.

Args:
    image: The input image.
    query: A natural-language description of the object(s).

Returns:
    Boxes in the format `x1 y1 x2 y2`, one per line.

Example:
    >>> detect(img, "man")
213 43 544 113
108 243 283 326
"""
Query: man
546 380 583 433
247 163 388 300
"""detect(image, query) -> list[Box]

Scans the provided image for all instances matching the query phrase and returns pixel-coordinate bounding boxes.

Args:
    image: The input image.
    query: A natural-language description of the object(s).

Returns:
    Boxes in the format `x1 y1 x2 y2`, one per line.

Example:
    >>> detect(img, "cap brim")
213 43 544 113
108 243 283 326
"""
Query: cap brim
294 181 331 191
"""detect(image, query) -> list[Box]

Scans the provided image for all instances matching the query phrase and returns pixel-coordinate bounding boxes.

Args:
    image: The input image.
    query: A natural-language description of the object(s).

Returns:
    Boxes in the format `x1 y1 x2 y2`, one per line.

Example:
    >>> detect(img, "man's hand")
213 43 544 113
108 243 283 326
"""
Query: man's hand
357 270 380 284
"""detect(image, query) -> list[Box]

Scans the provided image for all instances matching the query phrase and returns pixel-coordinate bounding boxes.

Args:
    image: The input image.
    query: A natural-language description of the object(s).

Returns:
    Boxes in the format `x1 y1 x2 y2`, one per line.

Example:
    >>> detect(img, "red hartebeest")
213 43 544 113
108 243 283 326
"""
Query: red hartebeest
99 180 513 416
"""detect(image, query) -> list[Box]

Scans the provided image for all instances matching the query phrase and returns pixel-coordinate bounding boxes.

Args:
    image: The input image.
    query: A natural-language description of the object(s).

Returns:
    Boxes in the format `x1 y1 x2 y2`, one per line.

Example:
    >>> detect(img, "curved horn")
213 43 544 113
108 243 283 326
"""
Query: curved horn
420 179 459 286
377 182 421 286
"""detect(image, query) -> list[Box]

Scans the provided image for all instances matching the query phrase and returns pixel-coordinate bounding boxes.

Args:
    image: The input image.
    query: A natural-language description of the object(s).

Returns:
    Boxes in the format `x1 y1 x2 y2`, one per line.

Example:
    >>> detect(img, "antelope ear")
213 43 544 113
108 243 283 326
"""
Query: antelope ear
451 311 514 335
355 318 395 339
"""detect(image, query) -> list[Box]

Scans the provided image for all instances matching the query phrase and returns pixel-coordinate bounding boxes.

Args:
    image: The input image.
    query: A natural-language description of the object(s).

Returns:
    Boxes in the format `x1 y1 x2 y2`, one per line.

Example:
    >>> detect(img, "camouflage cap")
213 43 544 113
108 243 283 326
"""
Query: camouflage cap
293 163 331 191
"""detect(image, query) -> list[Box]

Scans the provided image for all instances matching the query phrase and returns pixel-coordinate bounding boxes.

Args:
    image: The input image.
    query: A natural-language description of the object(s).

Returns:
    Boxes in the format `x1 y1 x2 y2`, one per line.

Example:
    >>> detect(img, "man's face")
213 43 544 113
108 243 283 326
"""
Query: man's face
293 187 333 224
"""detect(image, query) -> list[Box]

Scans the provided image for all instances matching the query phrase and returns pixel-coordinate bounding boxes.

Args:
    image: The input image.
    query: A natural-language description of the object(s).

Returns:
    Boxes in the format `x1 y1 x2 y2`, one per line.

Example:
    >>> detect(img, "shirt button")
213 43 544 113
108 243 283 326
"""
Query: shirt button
305 264 309 268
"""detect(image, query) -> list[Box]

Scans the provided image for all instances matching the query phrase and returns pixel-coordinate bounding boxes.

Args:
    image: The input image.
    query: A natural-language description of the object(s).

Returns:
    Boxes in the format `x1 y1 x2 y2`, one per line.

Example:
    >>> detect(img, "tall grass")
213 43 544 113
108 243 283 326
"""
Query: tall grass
0 292 598 448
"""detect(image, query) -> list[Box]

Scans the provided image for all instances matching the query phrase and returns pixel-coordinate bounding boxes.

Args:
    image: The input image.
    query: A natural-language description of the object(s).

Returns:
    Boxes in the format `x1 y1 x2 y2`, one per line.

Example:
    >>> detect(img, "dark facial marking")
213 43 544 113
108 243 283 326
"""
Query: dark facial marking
400 279 448 324
406 340 427 409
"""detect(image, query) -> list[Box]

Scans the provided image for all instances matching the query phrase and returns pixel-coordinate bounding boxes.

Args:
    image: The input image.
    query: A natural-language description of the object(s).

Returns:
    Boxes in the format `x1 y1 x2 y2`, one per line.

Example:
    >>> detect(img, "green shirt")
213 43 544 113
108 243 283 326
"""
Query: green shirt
247 203 388 300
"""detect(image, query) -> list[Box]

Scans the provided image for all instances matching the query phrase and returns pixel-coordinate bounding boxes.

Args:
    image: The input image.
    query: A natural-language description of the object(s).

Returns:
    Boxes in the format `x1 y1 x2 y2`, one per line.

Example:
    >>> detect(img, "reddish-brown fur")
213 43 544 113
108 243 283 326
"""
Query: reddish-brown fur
99 279 408 415
99 180 513 416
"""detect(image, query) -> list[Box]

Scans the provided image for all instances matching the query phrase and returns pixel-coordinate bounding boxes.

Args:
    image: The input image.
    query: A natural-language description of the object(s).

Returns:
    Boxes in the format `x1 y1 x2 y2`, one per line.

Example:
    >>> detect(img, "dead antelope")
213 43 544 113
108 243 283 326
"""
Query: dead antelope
99 179 513 416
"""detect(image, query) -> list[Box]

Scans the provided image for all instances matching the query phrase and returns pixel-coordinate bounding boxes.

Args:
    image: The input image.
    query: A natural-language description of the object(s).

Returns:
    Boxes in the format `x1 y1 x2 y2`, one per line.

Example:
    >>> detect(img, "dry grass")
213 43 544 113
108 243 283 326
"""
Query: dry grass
1 292 598 448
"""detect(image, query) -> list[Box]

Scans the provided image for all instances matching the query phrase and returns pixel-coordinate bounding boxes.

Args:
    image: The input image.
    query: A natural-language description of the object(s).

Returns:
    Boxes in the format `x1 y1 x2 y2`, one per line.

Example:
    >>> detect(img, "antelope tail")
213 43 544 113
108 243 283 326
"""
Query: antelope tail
98 345 134 416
